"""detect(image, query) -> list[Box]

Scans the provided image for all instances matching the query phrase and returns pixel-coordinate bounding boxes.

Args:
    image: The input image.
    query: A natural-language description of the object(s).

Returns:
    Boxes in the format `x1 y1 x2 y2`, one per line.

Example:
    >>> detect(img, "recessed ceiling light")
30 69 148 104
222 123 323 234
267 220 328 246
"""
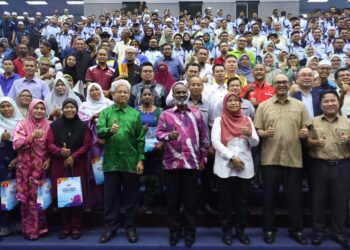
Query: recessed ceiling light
26 1 48 5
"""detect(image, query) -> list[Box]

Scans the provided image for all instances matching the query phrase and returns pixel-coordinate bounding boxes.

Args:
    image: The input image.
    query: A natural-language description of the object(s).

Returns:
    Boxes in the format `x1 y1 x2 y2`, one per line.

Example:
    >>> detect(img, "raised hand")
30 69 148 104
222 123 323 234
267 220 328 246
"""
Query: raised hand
32 129 44 139
318 136 326 147
340 132 349 144
169 126 180 141
299 123 309 139
110 118 119 134
266 122 275 137
61 142 71 158
1 129 11 141
241 121 252 137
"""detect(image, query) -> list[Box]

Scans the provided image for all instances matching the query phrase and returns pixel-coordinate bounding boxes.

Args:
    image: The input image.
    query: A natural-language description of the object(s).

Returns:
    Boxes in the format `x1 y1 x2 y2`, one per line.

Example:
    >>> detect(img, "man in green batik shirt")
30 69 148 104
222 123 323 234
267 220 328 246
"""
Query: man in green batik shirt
96 79 145 244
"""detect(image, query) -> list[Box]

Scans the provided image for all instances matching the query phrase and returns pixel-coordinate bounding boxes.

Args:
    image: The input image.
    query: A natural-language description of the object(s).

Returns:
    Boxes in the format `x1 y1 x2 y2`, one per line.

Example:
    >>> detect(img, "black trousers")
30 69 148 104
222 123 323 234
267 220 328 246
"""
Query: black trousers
164 169 199 235
199 154 215 206
261 165 303 232
103 171 139 233
217 176 251 233
311 159 350 235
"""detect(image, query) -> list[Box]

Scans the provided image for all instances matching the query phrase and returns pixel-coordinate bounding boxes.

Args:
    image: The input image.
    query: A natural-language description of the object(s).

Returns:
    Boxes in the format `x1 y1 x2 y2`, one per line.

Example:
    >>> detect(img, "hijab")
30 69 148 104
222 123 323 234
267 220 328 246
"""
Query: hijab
159 28 173 47
0 97 24 139
62 55 78 84
182 32 193 52
220 92 251 146
262 52 278 69
16 89 32 117
79 83 113 118
45 77 82 114
50 98 87 153
19 99 50 157
140 27 153 52
236 54 254 84
154 63 176 94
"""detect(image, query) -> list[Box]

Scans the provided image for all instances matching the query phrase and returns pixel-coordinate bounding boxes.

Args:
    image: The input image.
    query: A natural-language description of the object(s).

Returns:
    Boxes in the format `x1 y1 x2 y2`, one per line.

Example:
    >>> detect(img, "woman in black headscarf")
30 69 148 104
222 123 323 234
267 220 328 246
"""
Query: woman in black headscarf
46 98 91 240
140 27 153 53
62 55 78 85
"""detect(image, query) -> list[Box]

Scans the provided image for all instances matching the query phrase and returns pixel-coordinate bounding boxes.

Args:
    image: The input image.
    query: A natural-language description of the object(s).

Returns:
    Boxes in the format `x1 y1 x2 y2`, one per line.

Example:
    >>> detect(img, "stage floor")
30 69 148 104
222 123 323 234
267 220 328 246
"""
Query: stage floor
1 227 346 249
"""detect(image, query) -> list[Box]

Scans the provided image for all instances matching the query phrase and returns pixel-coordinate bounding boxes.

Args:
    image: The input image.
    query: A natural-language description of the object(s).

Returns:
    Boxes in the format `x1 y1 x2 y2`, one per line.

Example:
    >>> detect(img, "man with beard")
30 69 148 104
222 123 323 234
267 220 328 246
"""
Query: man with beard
213 41 229 65
156 81 209 247
13 43 29 77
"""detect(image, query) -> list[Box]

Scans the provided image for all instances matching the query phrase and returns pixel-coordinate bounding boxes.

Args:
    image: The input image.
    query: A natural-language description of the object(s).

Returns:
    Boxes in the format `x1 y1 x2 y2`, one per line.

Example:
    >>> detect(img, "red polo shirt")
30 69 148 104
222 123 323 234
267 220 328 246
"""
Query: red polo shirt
241 81 275 104
213 56 225 65
13 57 25 77
85 64 115 90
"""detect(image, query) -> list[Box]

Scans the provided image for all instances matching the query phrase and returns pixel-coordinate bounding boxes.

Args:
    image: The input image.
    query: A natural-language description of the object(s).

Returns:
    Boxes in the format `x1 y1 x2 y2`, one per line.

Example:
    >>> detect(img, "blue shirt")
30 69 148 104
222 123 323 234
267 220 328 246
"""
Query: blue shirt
0 72 20 96
154 56 184 81
7 77 49 100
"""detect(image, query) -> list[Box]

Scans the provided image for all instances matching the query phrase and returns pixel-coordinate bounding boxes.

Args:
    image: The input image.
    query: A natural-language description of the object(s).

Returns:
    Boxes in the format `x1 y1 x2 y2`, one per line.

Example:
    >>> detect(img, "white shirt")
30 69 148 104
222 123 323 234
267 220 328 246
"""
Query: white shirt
212 117 259 179
301 91 315 117
341 92 350 118
205 83 228 127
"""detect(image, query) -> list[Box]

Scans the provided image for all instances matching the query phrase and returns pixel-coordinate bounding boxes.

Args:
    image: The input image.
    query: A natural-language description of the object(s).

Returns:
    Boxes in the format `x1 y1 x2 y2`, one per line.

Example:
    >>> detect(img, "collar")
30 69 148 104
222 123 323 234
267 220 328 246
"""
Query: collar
321 114 339 123
173 105 191 113
253 81 267 88
189 95 203 104
272 95 290 104
113 105 127 113
23 78 37 83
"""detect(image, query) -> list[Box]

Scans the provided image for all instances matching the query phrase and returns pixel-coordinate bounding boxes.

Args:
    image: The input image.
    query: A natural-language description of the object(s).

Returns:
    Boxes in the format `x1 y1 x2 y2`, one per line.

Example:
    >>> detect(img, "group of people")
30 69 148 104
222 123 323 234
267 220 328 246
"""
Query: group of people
0 4 350 248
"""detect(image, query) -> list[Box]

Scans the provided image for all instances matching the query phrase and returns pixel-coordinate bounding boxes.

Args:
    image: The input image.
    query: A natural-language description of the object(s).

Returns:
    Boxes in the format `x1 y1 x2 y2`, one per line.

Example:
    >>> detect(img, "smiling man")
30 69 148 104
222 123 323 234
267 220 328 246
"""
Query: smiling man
97 79 145 244
254 74 310 246
156 81 209 247
307 90 350 247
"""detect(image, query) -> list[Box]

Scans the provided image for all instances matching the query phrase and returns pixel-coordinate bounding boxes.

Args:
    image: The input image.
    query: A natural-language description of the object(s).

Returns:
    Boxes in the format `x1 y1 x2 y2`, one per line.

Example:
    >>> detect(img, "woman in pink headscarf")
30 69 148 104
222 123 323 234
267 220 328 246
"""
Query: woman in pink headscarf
211 92 259 246
154 63 176 94
13 99 50 240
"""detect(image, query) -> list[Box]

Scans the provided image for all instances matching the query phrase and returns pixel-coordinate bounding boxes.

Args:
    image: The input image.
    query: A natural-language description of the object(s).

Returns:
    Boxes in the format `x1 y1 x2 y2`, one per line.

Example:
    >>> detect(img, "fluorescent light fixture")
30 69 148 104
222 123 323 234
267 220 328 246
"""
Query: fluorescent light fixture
307 0 328 2
67 1 84 4
26 1 48 5
0 1 8 5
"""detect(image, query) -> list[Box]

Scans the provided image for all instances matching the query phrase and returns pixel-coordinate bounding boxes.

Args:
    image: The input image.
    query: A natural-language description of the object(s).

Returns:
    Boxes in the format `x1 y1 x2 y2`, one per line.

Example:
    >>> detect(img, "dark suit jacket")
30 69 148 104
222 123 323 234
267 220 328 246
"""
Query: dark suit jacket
293 88 323 117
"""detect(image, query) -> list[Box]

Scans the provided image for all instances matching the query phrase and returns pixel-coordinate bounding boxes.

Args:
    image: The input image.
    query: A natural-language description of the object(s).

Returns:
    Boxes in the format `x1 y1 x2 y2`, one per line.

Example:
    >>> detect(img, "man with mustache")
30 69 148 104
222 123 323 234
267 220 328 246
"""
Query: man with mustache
155 81 209 247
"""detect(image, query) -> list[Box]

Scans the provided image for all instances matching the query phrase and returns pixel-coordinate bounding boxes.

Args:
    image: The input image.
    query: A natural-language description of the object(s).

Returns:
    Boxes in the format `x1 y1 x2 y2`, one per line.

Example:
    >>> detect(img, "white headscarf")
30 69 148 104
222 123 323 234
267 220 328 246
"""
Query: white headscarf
45 77 82 114
79 83 113 119
0 97 24 140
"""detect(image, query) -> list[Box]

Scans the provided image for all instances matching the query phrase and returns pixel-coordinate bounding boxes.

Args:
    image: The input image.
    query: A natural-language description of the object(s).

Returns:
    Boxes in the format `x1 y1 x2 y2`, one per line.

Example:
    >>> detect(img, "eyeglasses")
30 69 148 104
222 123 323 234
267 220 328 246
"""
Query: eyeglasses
273 80 289 85
299 74 314 77
19 94 32 98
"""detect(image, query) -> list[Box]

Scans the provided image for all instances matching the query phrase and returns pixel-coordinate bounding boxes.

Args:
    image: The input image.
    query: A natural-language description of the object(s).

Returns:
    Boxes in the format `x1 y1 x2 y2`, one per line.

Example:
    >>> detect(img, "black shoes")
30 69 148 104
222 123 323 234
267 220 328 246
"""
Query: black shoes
127 230 138 243
99 231 116 243
236 232 251 245
71 231 81 240
184 233 195 247
331 234 349 247
312 232 324 245
58 231 70 240
169 231 180 246
222 231 233 245
289 231 308 245
263 231 276 244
